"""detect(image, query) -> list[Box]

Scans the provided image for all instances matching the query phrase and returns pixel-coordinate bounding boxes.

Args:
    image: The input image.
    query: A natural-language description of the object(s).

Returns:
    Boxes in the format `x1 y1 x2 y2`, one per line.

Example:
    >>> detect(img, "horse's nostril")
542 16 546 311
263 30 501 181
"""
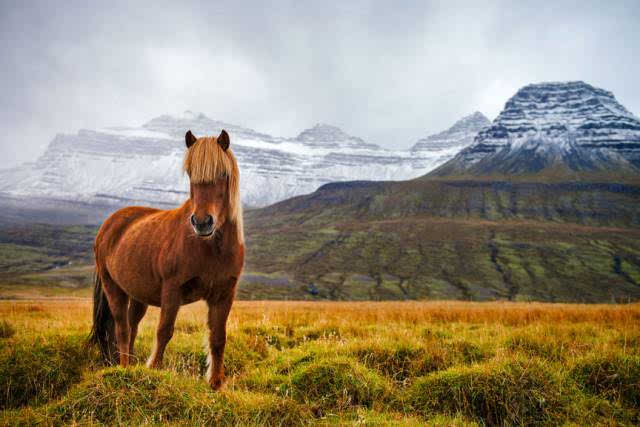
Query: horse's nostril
205 215 213 226
190 215 197 226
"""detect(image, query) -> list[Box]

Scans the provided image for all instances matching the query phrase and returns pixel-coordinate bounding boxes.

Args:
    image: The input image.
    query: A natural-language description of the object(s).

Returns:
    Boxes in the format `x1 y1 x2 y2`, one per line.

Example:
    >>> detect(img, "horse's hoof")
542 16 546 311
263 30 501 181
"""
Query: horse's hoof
210 376 225 391
146 359 160 369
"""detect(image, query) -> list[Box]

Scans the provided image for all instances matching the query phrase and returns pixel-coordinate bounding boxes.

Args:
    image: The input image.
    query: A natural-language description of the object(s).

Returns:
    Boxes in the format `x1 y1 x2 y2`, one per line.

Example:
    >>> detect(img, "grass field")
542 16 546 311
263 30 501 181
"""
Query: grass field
1 300 639 425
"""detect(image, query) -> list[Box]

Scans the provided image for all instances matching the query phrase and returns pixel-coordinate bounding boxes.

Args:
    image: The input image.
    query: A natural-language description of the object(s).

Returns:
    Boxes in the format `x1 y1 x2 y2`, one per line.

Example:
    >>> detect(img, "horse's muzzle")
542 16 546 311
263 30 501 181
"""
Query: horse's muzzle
191 214 215 237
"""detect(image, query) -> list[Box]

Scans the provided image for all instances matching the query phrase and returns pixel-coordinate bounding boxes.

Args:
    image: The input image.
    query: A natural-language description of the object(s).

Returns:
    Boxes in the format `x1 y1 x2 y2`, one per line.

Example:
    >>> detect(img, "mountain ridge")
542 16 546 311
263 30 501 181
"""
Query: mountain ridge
432 81 640 176
0 111 486 210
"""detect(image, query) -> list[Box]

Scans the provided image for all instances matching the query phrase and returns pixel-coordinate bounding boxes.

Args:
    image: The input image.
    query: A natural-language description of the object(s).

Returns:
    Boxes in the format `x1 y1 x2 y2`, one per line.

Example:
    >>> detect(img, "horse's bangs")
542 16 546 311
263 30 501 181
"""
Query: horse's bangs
183 137 236 184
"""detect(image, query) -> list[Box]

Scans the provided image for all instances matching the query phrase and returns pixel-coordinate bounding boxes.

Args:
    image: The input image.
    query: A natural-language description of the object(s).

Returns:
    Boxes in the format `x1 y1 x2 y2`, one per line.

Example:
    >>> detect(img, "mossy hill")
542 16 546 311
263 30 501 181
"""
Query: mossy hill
243 175 640 302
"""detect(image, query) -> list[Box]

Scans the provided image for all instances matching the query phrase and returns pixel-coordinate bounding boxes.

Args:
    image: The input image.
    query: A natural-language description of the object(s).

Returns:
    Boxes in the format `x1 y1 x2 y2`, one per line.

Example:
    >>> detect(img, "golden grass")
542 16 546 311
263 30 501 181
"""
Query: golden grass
4 300 639 337
231 300 640 325
1 300 639 425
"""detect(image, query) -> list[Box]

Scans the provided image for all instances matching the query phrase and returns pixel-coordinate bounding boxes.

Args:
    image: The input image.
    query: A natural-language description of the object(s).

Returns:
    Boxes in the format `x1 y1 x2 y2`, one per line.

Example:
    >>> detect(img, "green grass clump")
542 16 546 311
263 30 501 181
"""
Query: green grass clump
505 332 566 360
283 357 392 414
0 334 96 409
408 357 568 425
354 343 427 383
241 325 288 351
448 339 491 364
340 409 478 426
5 367 312 425
353 339 490 385
570 353 640 407
165 333 268 379
0 336 96 409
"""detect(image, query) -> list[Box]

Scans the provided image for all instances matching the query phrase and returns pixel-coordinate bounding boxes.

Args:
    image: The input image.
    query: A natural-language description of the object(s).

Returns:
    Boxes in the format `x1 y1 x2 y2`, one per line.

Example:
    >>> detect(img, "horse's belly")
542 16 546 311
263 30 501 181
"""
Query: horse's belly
106 239 163 307
180 277 208 304
107 261 162 306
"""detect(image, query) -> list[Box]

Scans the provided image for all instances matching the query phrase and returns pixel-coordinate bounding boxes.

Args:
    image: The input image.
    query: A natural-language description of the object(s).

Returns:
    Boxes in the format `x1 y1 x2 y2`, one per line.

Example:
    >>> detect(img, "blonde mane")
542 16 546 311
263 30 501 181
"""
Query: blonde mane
183 136 244 242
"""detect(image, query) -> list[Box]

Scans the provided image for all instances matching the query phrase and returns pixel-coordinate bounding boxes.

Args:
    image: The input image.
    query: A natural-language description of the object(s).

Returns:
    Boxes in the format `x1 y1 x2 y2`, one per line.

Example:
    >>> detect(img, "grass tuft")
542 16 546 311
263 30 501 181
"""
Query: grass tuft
570 353 640 407
5 367 313 425
0 334 96 409
505 332 566 360
354 343 426 383
408 357 568 425
284 357 392 414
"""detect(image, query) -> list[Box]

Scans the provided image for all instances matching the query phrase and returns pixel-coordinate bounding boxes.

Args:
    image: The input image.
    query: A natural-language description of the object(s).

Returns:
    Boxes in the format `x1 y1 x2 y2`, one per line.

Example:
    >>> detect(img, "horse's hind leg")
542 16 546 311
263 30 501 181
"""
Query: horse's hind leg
101 273 131 366
127 299 148 362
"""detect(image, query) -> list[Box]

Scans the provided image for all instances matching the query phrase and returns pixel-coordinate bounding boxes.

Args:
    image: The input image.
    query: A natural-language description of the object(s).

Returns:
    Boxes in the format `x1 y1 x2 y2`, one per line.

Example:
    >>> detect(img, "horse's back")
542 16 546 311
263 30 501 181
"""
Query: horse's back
95 206 161 260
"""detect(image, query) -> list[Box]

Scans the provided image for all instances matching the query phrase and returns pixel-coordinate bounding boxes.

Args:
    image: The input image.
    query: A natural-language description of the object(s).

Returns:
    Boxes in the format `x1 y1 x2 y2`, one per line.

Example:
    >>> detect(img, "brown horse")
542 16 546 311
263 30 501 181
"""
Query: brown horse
89 129 244 390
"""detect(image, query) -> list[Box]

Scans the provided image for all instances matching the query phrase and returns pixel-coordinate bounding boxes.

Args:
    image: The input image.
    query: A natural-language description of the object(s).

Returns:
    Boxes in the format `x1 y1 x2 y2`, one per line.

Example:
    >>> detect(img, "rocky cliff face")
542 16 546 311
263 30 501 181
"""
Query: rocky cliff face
0 112 479 209
434 81 640 175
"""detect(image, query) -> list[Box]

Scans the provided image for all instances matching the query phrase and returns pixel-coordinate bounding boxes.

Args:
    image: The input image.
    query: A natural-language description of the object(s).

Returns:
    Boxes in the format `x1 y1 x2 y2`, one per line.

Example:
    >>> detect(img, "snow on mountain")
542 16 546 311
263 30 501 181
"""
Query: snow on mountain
0 112 481 209
411 112 490 153
434 81 640 175
294 123 381 150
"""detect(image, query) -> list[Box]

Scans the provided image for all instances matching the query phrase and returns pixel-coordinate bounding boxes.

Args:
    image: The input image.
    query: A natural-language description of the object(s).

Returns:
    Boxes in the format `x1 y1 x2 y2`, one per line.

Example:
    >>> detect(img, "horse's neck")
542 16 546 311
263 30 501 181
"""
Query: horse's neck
219 220 243 250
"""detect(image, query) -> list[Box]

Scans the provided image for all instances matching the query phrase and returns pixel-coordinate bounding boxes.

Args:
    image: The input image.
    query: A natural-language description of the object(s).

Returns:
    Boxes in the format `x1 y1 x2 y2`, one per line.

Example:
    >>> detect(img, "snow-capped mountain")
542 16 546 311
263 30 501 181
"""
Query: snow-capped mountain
294 123 381 150
0 112 482 209
433 81 640 175
411 111 490 153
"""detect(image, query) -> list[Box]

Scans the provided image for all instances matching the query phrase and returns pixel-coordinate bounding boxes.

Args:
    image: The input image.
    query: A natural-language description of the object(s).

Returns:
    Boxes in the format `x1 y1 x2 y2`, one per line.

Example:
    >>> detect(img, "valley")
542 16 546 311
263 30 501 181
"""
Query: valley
1 81 639 303
2 176 639 302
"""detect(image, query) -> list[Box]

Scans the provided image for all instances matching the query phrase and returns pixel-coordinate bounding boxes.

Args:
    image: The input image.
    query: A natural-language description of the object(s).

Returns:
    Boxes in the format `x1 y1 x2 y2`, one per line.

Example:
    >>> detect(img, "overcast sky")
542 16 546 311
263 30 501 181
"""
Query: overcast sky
1 0 639 168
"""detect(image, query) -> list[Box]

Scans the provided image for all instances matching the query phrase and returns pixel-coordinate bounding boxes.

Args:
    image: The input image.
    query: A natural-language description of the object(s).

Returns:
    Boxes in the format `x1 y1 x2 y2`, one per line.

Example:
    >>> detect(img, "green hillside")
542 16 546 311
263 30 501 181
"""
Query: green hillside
1 176 639 302
242 177 640 302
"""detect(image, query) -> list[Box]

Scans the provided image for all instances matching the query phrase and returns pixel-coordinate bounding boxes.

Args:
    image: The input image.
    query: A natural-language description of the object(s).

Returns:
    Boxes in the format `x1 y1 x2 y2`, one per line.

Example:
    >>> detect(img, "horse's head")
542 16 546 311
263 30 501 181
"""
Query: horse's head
183 129 242 239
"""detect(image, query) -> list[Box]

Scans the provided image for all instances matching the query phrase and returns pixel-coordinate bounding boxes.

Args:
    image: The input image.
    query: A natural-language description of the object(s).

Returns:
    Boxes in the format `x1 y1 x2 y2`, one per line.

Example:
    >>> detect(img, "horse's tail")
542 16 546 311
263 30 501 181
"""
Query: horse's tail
88 270 116 364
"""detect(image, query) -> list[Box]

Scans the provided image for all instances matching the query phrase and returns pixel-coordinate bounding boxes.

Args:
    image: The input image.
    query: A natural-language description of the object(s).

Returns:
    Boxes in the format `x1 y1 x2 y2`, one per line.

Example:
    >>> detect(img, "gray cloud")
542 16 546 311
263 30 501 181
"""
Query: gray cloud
1 0 639 167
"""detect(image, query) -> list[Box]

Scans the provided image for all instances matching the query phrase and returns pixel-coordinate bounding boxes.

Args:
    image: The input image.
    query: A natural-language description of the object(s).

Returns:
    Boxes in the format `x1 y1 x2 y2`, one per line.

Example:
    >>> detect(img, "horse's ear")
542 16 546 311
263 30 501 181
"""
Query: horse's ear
185 130 197 148
218 129 229 151
217 129 230 151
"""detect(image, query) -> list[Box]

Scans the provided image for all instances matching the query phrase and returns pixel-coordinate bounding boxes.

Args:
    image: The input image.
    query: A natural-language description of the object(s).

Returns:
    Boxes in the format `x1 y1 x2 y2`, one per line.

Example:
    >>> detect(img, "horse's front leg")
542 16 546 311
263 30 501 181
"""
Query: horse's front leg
147 284 181 369
206 285 236 390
